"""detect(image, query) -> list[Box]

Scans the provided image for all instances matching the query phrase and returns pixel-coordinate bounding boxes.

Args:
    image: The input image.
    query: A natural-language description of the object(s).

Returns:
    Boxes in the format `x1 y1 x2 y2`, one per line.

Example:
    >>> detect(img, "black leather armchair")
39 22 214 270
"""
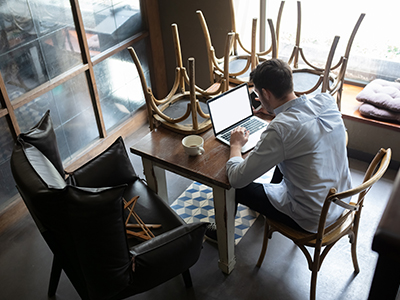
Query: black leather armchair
10 111 208 300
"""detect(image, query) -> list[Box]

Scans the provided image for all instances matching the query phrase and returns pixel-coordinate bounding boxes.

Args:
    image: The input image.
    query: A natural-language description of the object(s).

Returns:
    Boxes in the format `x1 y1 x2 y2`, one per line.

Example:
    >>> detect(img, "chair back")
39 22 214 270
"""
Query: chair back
317 148 391 240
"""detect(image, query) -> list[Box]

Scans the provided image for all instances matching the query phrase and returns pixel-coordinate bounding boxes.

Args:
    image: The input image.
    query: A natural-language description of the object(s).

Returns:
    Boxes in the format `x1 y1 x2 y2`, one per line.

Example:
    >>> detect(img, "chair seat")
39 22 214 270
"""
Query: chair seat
217 56 267 83
293 69 334 95
216 56 250 83
160 98 210 125
266 212 354 247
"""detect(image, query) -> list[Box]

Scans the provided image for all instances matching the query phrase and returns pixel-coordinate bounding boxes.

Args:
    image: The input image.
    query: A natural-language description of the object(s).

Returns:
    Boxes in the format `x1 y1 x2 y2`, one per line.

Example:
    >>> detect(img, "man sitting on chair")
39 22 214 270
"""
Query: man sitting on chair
206 58 352 242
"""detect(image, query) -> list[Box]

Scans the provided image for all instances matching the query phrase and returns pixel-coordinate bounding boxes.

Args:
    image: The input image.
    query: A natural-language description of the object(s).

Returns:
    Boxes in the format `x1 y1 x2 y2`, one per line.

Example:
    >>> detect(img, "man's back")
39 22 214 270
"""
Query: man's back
264 93 352 232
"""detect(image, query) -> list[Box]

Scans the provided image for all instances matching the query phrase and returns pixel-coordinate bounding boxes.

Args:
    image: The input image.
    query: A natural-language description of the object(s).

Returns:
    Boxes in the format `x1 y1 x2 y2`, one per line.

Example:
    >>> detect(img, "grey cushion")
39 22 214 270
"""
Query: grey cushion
359 103 400 123
356 79 400 112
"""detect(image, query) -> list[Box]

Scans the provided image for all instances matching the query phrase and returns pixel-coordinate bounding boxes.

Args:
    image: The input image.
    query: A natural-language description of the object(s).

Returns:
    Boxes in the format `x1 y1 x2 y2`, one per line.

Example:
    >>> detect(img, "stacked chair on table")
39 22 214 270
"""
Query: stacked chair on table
288 1 365 110
10 110 208 300
196 0 284 86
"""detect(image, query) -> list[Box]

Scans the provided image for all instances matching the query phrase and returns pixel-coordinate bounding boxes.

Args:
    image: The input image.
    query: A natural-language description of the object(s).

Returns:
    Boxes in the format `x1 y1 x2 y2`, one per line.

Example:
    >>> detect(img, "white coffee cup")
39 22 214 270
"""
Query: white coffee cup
182 135 205 156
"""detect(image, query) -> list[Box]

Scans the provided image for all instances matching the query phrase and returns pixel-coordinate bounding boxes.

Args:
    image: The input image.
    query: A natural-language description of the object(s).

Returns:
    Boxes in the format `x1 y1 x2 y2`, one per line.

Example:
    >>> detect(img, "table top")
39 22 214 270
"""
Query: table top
130 126 232 189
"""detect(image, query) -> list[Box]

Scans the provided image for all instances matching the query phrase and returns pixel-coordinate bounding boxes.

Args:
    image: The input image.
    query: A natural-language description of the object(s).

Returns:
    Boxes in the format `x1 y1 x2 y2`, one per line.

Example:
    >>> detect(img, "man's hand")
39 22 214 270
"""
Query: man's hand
229 126 249 158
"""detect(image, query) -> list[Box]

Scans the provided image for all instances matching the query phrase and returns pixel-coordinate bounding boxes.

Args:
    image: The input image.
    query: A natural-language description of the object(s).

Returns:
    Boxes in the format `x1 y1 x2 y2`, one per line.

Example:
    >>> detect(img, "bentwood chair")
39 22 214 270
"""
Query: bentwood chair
127 23 226 135
288 1 365 110
256 148 392 300
291 35 341 98
197 0 284 86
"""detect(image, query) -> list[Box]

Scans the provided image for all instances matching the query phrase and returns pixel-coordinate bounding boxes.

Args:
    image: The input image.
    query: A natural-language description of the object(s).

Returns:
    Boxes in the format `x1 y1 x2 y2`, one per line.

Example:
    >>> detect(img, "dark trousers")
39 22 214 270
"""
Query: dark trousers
234 167 308 232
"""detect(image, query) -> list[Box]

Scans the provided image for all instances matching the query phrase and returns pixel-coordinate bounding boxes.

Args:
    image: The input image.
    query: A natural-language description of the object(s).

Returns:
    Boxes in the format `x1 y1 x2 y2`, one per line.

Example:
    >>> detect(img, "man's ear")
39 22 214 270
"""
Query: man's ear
261 88 271 100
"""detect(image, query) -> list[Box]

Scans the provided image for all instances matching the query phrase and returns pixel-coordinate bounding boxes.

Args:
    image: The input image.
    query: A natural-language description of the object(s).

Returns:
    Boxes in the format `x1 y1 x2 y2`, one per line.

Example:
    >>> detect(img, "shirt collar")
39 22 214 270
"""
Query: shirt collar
273 95 307 115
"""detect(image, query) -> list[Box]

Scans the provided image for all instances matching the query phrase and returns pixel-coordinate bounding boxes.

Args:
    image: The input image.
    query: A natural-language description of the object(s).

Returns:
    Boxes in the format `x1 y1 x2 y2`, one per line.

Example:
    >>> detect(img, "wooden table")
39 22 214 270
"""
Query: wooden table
130 126 237 274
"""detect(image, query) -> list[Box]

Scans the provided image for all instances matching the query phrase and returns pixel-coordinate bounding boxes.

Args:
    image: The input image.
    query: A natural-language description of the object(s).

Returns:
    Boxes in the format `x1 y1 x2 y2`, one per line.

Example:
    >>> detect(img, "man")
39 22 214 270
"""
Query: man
206 59 352 242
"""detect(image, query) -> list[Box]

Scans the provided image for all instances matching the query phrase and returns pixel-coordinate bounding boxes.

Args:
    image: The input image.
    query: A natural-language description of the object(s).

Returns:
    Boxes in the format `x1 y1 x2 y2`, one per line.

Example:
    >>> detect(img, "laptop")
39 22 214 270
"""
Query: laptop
206 83 269 153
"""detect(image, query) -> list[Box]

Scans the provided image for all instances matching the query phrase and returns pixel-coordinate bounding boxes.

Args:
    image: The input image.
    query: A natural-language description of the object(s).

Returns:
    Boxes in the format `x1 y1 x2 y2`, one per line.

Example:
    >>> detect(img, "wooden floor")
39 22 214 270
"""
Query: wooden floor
0 126 398 300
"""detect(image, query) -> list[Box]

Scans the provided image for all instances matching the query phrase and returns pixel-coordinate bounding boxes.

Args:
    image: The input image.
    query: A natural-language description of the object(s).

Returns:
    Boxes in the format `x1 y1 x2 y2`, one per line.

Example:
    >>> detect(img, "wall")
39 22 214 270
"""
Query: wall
345 119 400 167
157 0 232 90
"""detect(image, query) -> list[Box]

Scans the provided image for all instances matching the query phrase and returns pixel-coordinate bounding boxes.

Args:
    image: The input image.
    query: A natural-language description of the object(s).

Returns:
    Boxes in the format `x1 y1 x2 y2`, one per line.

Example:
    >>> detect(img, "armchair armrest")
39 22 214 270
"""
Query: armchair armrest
129 222 208 292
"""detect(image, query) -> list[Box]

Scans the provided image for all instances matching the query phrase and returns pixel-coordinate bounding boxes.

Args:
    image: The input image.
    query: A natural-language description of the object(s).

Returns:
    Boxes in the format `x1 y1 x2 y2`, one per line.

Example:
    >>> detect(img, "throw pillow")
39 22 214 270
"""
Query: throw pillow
68 136 137 188
19 110 65 178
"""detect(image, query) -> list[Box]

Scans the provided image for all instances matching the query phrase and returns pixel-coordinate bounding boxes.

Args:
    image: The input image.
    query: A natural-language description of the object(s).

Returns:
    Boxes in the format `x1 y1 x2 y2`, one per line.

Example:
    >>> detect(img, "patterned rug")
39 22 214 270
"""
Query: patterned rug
171 167 275 245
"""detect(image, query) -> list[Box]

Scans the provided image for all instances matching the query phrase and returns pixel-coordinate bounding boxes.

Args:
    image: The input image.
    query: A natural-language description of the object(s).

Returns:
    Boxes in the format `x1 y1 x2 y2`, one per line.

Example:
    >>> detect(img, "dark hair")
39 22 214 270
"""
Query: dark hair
249 59 293 100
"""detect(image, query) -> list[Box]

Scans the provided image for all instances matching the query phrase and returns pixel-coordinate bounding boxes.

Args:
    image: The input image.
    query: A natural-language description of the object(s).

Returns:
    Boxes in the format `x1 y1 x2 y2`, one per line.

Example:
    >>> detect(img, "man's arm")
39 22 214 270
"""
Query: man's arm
226 127 284 189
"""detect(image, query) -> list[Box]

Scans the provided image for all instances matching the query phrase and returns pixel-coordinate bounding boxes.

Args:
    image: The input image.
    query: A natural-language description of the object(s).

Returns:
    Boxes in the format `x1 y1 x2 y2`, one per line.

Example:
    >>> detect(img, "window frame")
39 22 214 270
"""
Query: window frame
0 0 166 142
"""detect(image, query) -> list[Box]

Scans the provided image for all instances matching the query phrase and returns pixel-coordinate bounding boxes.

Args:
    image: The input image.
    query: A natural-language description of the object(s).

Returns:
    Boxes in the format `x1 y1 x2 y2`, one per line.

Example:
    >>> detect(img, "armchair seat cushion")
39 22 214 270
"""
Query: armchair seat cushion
123 180 185 245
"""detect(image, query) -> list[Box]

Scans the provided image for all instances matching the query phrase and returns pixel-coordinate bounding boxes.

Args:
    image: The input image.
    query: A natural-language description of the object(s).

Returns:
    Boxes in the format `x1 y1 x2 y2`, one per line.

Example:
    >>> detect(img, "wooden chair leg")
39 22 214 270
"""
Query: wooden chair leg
48 255 62 297
182 269 193 288
310 246 321 300
256 221 270 267
310 269 318 300
350 235 360 273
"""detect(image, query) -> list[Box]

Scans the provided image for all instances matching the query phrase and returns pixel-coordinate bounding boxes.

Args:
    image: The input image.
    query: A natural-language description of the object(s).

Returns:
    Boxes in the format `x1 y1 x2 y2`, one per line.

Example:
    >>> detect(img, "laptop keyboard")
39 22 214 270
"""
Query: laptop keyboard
220 118 267 142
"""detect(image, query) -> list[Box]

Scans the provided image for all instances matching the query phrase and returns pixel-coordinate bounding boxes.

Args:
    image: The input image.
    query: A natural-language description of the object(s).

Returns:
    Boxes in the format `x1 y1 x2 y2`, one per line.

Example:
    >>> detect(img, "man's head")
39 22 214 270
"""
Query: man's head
250 58 293 101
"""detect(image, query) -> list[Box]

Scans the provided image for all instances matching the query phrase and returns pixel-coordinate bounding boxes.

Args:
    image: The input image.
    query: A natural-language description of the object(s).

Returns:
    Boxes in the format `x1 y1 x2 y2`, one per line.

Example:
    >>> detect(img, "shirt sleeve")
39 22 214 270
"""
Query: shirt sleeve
226 127 285 188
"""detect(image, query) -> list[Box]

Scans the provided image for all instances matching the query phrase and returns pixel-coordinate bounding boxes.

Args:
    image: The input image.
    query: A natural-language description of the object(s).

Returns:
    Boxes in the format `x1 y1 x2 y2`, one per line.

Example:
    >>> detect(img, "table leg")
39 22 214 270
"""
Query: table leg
141 157 168 201
212 186 236 274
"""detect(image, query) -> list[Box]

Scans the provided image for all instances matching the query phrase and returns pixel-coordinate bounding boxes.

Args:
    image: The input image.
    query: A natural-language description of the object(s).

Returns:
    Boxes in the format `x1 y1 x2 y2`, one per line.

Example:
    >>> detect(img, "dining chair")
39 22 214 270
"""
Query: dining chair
197 0 284 86
256 148 392 300
288 1 365 110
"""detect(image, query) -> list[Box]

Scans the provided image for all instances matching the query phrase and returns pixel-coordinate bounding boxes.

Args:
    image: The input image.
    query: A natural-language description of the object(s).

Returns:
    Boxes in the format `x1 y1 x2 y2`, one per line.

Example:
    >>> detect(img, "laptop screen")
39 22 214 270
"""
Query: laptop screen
207 83 253 135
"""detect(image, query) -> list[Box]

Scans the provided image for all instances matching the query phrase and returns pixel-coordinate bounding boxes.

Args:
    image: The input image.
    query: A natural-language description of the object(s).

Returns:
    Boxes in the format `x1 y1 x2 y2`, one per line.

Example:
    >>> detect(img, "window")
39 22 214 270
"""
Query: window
0 0 149 210
233 0 400 83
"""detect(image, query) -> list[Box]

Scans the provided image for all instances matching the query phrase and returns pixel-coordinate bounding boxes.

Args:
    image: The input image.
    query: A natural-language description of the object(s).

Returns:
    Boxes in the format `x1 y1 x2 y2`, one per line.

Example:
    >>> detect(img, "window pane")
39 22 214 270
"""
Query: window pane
94 39 148 131
0 117 18 210
80 0 143 55
0 1 38 50
0 41 47 101
15 73 99 163
234 0 400 83
0 0 81 101
39 28 83 79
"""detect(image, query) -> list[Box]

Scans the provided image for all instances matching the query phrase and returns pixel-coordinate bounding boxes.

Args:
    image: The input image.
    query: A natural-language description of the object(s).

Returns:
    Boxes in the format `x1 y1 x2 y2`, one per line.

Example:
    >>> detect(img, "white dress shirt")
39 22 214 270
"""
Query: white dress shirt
226 93 352 232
